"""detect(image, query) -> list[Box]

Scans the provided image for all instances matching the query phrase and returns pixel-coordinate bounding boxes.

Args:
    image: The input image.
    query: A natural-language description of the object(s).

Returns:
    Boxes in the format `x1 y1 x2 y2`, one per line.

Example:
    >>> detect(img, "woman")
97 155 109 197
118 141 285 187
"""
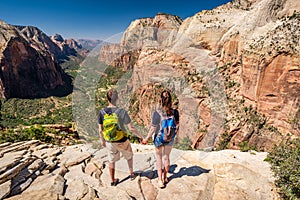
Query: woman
142 90 179 188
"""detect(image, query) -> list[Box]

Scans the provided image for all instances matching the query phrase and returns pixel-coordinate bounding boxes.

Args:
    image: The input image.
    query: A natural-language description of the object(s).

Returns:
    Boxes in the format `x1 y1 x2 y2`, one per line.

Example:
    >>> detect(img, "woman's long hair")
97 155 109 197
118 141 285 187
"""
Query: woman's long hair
161 90 172 116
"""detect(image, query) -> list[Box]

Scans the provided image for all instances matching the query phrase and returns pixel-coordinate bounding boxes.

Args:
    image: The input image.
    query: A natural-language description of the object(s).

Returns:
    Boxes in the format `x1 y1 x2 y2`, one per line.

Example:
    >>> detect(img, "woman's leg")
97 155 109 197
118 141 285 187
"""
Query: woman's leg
163 145 173 182
155 146 164 185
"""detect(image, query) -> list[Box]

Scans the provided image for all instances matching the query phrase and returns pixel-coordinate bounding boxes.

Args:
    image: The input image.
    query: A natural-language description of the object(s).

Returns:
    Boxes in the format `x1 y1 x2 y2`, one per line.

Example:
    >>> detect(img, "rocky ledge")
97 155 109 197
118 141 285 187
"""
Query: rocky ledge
0 140 279 200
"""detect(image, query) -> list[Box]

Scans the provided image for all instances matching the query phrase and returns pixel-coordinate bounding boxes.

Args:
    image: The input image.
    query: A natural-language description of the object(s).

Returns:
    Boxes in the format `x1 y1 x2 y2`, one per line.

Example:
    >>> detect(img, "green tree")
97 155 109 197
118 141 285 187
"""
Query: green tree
266 138 300 199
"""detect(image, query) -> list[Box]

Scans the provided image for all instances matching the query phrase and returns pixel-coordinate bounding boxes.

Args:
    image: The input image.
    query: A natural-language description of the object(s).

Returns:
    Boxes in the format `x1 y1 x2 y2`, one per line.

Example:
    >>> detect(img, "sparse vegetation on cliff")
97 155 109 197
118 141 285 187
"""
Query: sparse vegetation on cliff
246 11 300 57
157 12 183 24
216 101 284 151
216 131 233 150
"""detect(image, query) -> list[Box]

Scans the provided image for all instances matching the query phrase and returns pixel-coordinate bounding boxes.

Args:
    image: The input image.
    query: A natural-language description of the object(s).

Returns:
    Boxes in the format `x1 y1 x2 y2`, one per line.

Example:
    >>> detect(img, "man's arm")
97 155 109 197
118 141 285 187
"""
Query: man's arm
99 124 106 148
127 123 144 141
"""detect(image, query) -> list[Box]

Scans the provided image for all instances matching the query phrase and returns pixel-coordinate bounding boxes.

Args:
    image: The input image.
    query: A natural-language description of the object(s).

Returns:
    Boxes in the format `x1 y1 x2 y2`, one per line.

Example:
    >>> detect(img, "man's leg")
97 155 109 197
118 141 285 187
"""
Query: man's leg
106 142 120 185
127 158 134 175
109 161 116 183
119 140 134 177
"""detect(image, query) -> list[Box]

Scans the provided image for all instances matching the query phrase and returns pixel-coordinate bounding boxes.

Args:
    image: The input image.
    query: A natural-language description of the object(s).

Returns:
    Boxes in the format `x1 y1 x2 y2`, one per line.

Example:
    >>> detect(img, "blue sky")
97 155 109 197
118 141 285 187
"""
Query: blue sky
0 0 232 40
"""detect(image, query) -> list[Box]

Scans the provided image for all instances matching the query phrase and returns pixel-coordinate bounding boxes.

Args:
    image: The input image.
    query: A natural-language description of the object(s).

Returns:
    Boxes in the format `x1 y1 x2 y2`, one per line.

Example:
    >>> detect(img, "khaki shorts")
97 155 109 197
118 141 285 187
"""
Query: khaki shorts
106 139 133 163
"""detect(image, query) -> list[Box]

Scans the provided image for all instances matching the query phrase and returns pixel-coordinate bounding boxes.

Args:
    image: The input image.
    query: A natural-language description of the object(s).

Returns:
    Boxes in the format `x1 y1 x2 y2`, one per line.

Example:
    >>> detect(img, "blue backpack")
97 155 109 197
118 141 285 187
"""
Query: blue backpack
154 110 177 147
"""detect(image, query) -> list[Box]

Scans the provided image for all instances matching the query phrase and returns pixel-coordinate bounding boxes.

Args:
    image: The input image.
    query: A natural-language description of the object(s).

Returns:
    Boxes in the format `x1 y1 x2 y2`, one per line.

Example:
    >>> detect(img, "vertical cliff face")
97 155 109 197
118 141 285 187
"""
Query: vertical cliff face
239 14 300 136
178 0 300 149
16 26 64 60
0 20 71 99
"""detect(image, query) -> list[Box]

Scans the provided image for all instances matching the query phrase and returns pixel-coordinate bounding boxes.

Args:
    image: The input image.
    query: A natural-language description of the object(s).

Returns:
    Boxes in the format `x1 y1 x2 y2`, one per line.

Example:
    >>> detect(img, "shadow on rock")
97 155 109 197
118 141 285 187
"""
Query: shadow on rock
168 164 210 181
138 164 209 182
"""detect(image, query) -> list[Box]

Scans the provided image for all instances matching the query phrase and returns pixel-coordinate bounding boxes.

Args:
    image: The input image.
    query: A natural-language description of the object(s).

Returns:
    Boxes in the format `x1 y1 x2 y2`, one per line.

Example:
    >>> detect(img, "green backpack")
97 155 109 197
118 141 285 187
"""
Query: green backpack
101 109 127 142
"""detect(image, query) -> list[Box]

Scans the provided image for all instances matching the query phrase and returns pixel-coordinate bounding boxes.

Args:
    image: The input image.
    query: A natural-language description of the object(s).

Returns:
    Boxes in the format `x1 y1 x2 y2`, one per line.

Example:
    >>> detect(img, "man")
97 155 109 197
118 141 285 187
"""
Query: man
98 89 144 186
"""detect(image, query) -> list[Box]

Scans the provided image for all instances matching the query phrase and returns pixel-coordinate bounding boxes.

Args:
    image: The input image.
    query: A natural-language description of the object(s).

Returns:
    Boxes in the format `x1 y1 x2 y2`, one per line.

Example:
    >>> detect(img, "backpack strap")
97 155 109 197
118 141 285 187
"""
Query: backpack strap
101 109 107 115
101 107 119 115
114 108 120 115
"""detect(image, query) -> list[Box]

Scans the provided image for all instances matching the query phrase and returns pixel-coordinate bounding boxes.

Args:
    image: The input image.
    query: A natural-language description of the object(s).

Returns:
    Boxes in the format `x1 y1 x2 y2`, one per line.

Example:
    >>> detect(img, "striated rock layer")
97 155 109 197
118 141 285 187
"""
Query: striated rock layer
0 141 279 200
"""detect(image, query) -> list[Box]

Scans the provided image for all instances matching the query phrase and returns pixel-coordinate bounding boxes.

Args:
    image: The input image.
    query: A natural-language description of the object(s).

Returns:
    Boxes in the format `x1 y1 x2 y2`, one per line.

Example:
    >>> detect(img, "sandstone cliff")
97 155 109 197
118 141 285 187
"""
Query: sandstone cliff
121 13 182 49
97 0 300 151
0 20 71 99
0 141 279 200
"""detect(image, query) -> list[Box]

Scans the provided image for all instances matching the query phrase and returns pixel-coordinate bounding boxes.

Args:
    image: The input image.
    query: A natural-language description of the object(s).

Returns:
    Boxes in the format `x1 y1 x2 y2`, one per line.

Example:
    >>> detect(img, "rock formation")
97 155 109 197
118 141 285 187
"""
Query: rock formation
0 20 72 99
64 38 89 56
50 34 77 60
97 0 300 151
0 140 279 200
121 13 182 49
16 26 66 61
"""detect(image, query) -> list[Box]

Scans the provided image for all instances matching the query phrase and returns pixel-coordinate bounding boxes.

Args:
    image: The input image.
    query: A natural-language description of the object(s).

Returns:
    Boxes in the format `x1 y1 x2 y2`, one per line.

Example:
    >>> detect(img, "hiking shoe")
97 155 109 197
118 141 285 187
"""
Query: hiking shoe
130 173 138 181
111 178 119 186
164 177 169 184
158 180 164 188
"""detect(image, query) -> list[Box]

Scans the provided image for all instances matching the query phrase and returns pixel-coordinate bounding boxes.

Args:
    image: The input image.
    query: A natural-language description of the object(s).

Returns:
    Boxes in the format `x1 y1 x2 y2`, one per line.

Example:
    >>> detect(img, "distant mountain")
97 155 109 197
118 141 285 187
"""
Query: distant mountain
15 26 101 61
0 19 106 99
50 33 78 60
76 39 102 51
16 27 77 62
0 20 72 99
64 38 83 52
16 26 64 60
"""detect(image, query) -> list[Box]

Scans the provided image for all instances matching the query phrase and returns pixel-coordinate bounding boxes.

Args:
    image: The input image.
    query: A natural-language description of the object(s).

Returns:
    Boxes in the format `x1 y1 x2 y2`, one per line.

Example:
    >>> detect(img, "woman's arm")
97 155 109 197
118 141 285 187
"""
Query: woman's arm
175 109 180 143
175 123 180 143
